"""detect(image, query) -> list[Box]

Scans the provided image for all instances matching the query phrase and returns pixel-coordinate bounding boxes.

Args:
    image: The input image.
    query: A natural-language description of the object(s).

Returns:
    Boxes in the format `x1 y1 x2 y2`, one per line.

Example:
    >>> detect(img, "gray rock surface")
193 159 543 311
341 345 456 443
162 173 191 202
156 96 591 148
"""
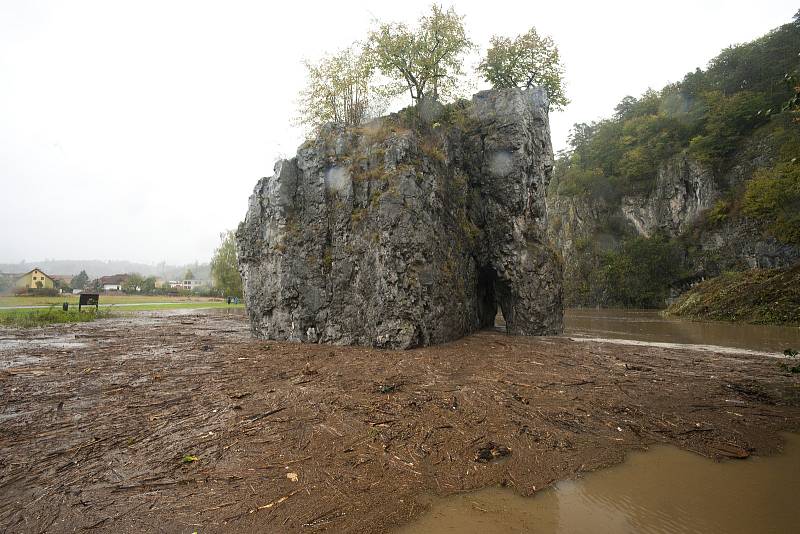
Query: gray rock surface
620 154 718 237
237 88 563 348
546 134 800 307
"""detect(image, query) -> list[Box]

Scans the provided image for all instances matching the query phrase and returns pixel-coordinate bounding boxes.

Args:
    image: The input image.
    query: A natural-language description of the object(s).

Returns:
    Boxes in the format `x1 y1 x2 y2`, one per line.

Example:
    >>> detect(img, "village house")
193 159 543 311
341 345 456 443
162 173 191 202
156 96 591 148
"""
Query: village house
98 274 129 291
14 268 55 289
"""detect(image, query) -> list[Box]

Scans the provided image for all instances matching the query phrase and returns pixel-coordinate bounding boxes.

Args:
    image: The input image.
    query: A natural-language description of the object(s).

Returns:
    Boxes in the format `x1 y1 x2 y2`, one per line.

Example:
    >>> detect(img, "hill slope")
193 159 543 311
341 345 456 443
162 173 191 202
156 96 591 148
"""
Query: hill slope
547 15 800 308
665 264 800 325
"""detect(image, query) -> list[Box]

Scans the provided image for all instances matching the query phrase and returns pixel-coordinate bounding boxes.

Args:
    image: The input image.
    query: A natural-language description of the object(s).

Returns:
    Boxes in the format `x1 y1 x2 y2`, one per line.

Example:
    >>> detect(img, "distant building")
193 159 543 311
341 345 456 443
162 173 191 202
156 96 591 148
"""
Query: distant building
15 268 55 289
168 279 208 291
98 274 129 291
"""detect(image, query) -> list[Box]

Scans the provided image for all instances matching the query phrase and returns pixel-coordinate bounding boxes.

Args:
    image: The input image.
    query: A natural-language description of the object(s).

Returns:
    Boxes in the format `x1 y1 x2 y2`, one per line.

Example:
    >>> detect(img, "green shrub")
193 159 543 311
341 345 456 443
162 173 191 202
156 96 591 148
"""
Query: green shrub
599 235 687 308
666 265 800 325
742 161 800 245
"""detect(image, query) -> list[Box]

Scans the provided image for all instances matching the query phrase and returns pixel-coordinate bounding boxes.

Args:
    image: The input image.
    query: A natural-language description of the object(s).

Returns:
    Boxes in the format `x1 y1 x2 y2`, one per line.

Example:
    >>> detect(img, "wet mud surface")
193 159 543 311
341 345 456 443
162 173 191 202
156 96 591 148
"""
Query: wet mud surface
1 312 799 532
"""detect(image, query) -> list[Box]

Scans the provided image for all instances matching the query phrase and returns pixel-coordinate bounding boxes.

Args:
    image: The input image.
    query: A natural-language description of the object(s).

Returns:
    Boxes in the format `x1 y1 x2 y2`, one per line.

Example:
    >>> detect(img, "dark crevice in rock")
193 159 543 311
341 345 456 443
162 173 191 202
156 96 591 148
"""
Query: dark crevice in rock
477 265 498 329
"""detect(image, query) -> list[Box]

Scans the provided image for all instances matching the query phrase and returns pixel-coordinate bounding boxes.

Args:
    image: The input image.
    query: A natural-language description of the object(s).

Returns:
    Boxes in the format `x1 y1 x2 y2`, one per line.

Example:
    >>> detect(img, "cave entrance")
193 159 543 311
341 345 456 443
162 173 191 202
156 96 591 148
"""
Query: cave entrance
477 266 508 330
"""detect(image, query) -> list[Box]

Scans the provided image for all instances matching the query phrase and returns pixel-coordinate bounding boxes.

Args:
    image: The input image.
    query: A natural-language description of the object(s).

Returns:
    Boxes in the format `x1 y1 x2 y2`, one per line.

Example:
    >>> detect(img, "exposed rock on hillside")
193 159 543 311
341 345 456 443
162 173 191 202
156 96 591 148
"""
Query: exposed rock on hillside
620 153 718 237
547 133 800 307
237 88 563 348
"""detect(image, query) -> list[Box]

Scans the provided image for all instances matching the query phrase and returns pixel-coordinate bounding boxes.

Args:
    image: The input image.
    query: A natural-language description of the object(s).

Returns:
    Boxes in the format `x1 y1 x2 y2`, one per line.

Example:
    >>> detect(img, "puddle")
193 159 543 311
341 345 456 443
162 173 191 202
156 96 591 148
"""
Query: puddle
0 409 34 423
398 433 800 534
0 353 41 368
0 337 86 352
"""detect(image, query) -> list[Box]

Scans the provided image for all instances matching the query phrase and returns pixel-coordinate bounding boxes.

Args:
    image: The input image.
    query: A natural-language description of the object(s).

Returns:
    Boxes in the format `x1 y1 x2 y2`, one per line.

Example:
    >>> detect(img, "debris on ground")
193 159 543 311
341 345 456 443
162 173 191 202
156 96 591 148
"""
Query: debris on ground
0 310 798 533
475 442 512 463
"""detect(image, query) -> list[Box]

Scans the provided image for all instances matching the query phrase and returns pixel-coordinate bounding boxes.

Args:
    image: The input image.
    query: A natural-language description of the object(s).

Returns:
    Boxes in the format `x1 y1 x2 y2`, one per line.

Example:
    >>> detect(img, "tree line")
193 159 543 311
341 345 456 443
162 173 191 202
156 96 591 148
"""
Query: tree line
298 4 568 132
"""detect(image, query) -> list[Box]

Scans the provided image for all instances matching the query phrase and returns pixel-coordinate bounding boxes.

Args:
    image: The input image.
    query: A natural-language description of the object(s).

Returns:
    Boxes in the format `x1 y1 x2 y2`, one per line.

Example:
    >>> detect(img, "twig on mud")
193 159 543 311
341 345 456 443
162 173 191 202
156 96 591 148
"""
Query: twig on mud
302 508 346 528
678 427 713 435
539 379 595 388
249 489 303 513
113 480 182 491
197 501 237 514
471 501 489 513
367 419 397 426
246 406 287 422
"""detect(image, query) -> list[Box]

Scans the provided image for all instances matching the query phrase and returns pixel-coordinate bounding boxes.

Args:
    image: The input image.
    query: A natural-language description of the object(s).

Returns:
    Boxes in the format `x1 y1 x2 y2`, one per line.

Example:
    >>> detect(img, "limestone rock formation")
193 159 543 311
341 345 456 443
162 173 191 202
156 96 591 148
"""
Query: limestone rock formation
546 136 800 307
620 154 718 237
237 87 563 349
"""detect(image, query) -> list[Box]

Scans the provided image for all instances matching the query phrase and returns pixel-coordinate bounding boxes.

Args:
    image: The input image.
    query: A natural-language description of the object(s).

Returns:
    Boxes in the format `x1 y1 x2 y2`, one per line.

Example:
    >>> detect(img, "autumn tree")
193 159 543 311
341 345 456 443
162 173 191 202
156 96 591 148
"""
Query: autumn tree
367 4 474 103
477 27 568 110
297 46 383 132
210 230 243 298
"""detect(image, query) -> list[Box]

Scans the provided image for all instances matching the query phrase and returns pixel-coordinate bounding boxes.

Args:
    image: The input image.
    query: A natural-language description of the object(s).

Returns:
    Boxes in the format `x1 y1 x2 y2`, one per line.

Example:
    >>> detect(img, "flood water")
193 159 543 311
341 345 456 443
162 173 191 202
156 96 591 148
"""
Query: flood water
564 308 800 355
399 433 800 534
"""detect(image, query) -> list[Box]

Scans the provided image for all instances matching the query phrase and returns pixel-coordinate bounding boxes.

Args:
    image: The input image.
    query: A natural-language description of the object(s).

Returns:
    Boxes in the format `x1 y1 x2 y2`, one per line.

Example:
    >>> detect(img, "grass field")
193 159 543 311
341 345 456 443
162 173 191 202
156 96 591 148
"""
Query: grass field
0 307 115 327
0 294 225 307
109 302 244 312
0 301 244 327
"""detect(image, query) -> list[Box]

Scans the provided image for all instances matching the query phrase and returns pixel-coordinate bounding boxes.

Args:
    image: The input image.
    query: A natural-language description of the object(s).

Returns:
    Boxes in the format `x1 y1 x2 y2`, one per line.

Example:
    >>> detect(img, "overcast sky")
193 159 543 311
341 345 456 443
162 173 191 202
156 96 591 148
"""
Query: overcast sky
1 1 796 265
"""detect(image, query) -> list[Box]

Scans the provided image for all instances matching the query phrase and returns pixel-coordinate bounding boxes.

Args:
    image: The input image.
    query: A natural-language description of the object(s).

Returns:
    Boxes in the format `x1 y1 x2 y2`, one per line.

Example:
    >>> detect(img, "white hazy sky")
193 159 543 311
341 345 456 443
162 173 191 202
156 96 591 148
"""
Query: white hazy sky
1 1 797 265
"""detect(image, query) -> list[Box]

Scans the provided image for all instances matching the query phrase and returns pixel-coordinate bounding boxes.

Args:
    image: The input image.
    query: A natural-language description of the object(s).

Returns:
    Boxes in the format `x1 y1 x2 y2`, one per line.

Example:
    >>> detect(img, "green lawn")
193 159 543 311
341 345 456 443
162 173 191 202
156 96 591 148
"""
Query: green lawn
0 308 114 327
0 302 244 327
0 295 225 307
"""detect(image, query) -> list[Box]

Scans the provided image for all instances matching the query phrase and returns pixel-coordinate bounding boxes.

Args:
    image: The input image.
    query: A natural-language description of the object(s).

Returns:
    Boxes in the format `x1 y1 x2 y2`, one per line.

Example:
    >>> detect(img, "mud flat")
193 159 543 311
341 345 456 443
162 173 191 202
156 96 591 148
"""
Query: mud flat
1 311 798 532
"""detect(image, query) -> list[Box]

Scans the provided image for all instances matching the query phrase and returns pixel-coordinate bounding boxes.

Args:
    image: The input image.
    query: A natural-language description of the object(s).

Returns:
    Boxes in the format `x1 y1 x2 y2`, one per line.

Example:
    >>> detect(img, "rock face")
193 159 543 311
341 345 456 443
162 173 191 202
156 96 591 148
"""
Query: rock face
620 154 718 237
237 88 563 349
546 134 800 307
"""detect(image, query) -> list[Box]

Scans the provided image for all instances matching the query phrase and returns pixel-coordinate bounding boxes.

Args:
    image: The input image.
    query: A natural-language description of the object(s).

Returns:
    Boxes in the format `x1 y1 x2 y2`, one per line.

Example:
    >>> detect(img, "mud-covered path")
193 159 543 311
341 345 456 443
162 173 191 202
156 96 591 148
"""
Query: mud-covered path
1 311 799 533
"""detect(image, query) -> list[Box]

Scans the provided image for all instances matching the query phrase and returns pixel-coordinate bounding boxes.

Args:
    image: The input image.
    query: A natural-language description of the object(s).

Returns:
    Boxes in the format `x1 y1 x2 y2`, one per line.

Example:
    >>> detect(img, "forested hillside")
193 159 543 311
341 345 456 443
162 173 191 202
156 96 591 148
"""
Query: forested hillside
548 13 800 308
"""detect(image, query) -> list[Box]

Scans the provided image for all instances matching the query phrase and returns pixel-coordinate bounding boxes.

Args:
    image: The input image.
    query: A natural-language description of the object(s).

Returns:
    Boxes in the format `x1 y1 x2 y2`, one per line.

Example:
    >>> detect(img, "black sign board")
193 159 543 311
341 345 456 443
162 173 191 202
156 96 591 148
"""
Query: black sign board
79 293 99 311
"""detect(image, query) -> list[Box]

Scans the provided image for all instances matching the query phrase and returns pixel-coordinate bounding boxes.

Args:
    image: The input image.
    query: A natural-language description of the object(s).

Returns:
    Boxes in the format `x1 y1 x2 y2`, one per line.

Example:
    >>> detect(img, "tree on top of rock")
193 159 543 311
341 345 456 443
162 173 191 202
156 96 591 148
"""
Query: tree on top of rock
477 27 568 110
297 46 386 132
367 4 474 103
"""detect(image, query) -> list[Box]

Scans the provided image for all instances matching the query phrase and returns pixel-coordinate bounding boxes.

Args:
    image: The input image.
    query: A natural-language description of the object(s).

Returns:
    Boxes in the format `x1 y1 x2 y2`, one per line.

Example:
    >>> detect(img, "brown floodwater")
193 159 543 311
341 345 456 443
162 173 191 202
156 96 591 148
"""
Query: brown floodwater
398 433 800 534
564 308 800 355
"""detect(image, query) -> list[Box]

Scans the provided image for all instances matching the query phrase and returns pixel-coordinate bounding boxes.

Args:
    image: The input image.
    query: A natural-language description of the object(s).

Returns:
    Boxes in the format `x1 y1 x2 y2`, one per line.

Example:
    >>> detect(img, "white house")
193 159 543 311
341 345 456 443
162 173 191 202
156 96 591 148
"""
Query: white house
98 274 129 291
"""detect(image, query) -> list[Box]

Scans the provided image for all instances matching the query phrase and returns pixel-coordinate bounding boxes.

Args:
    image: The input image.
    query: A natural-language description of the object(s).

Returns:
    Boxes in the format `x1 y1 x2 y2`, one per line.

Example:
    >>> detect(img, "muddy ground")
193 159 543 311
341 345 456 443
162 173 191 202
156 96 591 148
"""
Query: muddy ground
1 310 799 533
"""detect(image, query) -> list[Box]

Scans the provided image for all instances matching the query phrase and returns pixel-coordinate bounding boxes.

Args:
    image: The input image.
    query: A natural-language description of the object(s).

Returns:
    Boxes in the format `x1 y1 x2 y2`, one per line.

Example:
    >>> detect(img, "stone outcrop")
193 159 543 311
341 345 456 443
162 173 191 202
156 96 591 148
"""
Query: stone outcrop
620 153 718 237
236 88 563 349
546 135 800 307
